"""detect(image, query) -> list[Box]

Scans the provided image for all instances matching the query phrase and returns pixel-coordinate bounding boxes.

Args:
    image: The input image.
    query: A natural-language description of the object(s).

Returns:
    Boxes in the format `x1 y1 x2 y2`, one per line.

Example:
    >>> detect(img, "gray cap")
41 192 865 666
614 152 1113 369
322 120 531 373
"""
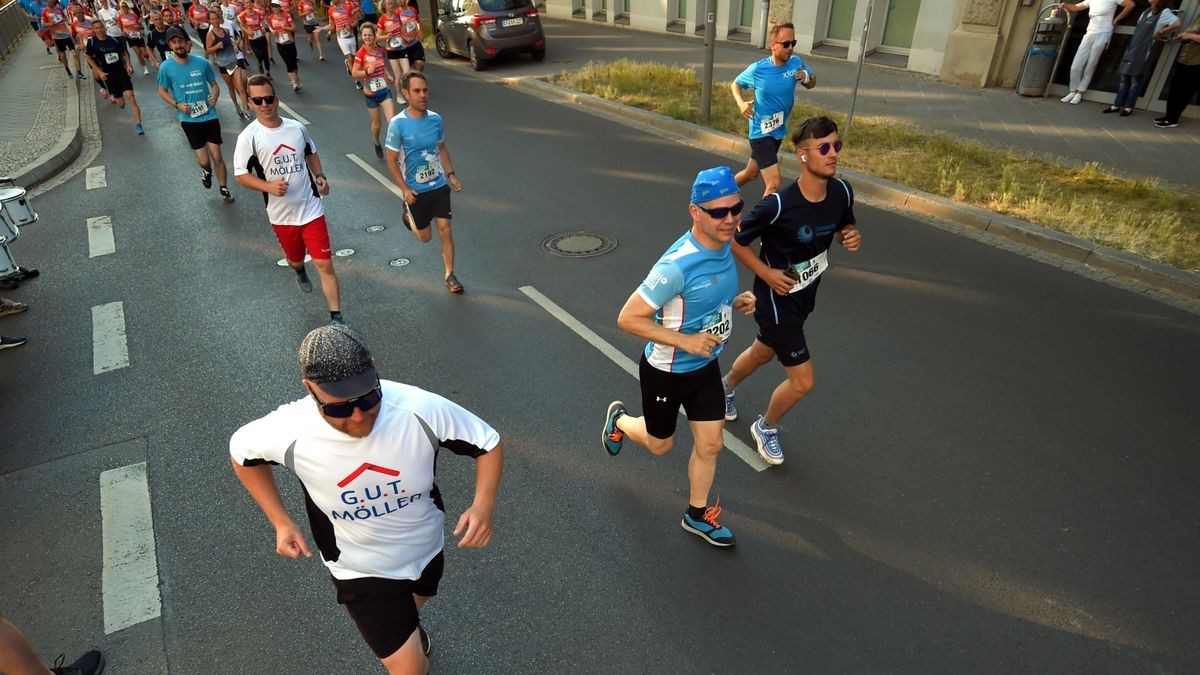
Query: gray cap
298 325 379 398
165 26 188 42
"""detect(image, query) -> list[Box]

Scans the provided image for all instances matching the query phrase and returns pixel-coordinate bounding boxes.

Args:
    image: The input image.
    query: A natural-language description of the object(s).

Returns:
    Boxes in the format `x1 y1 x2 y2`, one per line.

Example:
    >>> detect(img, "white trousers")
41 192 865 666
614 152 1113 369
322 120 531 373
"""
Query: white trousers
1069 31 1112 93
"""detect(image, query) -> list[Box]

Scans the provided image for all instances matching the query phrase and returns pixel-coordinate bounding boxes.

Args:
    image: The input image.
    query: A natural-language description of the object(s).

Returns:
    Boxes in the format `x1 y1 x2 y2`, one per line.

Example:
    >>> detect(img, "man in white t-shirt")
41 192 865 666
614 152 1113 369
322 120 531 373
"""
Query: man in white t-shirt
230 325 505 675
233 73 346 326
1059 0 1134 103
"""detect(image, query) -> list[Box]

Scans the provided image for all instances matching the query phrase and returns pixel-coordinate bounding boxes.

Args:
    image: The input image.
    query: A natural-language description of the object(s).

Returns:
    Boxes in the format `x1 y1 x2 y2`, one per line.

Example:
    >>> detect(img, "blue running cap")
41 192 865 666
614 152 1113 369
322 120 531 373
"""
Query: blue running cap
690 166 739 205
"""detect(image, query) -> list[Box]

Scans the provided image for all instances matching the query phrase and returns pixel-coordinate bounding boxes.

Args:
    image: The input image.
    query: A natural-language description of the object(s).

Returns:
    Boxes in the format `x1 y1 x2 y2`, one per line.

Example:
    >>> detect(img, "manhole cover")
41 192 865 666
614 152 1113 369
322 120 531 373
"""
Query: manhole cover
542 231 617 258
335 248 355 257
389 258 410 267
366 225 386 233
277 255 312 266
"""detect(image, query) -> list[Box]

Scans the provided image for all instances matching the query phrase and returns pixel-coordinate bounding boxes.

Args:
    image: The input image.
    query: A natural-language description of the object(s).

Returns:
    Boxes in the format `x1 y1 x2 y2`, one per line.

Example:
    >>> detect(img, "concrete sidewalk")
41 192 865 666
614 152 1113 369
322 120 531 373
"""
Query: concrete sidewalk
487 17 1198 190
0 31 81 187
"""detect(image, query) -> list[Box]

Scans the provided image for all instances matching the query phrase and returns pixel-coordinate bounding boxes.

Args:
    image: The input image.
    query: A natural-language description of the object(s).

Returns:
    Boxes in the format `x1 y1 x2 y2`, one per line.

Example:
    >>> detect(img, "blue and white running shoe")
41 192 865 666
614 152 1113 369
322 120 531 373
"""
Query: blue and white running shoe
751 415 784 465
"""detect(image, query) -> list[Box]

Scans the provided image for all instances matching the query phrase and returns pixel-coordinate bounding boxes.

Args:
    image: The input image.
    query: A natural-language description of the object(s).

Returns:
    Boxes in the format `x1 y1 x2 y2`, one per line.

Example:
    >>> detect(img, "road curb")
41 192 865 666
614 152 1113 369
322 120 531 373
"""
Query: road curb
11 77 82 190
501 76 1200 301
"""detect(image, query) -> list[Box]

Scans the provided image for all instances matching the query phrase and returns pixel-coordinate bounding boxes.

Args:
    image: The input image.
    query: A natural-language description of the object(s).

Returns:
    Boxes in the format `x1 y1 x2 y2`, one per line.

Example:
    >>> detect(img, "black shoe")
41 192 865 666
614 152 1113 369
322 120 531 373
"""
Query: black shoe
1119 108 1132 117
0 335 26 350
296 269 313 293
50 649 104 675
1154 115 1168 122
1155 120 1179 128
354 80 362 91
220 186 235 203
201 169 213 189
15 266 39 280
1101 105 1119 113
374 143 383 159
418 624 431 655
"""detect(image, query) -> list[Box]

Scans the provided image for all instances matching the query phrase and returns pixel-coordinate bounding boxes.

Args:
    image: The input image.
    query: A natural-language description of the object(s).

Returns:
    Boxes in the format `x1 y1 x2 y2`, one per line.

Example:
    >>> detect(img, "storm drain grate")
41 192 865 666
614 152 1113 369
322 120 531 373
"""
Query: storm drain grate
389 258 411 267
366 225 386 233
542 231 617 258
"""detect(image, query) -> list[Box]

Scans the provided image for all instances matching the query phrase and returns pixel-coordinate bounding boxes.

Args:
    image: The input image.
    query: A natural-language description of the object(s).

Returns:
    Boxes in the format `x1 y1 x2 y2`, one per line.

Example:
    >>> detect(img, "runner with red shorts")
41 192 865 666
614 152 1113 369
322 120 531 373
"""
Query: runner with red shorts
234 73 346 326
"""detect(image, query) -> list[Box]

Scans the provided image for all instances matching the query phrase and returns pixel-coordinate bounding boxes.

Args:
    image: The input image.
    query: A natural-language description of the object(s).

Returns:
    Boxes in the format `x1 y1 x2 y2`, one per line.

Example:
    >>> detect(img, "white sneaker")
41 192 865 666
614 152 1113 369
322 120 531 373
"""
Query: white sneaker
1061 91 1076 103
1069 92 1082 105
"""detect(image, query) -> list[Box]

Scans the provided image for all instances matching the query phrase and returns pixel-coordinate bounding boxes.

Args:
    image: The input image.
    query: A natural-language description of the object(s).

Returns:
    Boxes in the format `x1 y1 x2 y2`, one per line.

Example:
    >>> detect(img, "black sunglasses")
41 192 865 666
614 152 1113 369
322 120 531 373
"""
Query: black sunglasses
804 140 843 156
697 200 745 220
775 40 797 48
312 382 383 418
250 95 277 105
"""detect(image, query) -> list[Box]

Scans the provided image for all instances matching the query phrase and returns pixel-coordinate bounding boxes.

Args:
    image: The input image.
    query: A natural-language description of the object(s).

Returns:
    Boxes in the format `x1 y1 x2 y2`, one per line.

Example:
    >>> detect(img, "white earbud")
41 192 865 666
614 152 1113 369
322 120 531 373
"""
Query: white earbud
801 155 807 162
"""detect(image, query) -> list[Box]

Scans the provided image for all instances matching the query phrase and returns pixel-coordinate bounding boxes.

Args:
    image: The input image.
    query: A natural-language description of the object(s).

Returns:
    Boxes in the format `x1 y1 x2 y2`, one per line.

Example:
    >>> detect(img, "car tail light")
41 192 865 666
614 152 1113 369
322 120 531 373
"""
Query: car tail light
470 14 495 27
535 38 544 46
485 46 497 54
525 6 538 15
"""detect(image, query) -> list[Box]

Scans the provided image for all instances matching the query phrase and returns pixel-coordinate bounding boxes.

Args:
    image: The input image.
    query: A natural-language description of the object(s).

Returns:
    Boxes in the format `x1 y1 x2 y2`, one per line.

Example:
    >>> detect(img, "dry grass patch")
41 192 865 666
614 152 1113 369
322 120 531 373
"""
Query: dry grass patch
552 60 1200 273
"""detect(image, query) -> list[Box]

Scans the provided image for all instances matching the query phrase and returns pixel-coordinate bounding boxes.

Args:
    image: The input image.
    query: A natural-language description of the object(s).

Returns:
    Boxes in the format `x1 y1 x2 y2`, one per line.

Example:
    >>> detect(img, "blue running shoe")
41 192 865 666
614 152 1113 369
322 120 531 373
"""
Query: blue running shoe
724 390 737 421
680 500 735 547
751 416 784 466
602 400 626 456
136 124 144 135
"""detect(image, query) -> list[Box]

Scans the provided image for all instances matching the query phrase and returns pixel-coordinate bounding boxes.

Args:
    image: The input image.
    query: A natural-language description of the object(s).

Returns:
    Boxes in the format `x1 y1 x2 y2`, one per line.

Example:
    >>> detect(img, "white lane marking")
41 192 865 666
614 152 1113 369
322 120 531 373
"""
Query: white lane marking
92 301 130 374
519 285 769 472
346 153 404 199
86 166 107 190
87 216 116 257
277 100 310 125
101 462 163 634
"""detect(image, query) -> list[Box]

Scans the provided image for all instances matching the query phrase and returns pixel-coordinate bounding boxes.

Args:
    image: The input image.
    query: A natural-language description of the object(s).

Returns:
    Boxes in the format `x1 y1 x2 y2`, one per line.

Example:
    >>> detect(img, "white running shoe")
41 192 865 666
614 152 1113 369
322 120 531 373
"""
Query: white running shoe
1069 92 1082 105
1061 91 1076 103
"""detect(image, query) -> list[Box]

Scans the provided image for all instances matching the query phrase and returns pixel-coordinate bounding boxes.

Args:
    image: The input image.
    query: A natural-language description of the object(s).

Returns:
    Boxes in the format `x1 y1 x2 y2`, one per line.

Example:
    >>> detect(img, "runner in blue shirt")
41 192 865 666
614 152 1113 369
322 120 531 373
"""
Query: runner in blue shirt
601 166 756 548
730 22 815 197
384 71 466 294
156 26 236 202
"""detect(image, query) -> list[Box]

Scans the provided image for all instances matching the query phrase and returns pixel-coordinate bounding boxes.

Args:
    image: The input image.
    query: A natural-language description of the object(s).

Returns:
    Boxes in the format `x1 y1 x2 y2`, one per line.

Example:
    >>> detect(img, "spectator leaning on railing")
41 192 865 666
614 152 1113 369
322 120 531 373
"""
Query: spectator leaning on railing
1058 0 1135 104
1155 12 1200 128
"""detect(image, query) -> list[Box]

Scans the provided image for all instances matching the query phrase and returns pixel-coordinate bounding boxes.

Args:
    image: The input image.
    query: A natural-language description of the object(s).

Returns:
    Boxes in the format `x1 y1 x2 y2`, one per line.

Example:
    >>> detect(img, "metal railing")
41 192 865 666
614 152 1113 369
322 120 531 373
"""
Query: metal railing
0 0 32 63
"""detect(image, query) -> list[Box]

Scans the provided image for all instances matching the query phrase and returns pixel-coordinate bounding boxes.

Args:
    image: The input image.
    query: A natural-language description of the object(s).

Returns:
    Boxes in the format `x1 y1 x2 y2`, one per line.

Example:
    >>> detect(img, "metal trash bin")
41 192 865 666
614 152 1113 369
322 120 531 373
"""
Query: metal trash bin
1017 4 1072 97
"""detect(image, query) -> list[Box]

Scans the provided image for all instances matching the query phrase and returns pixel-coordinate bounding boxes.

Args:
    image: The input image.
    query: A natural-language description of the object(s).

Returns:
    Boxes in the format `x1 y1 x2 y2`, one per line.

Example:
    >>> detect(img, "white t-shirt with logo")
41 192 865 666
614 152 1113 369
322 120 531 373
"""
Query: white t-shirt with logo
98 7 123 36
1080 0 1122 34
233 117 325 226
229 380 501 581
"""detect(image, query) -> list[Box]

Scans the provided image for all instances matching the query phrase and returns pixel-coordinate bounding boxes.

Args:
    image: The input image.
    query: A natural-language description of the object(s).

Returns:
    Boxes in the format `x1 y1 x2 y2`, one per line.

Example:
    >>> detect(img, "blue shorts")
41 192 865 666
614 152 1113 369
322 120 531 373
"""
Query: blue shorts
364 88 390 109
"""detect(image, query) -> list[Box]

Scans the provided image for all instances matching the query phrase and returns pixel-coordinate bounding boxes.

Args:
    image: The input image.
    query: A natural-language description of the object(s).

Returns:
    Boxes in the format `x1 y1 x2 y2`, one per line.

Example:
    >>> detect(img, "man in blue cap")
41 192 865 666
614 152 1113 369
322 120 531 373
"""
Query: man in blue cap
601 166 756 548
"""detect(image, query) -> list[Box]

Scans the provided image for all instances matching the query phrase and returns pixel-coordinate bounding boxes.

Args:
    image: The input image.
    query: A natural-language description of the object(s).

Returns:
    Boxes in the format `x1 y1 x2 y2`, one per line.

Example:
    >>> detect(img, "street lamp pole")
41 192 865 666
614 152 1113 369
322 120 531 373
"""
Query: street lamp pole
700 0 717 122
844 0 874 139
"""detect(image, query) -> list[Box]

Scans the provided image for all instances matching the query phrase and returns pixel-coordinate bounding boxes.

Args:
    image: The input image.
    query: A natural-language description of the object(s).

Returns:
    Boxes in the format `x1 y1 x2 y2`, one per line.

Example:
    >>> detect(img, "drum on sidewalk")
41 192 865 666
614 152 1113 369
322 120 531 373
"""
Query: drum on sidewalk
0 186 38 244
0 243 20 281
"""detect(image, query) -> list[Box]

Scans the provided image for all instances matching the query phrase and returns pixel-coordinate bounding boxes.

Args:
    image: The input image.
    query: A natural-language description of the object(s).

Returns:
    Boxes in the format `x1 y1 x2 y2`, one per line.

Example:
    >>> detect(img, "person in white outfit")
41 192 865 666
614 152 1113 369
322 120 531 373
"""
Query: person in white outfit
1059 0 1134 103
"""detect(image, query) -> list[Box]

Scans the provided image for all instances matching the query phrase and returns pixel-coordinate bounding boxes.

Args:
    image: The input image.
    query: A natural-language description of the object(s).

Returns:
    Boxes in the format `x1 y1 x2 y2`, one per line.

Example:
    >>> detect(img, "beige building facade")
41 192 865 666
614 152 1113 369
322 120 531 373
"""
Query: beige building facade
542 0 1199 113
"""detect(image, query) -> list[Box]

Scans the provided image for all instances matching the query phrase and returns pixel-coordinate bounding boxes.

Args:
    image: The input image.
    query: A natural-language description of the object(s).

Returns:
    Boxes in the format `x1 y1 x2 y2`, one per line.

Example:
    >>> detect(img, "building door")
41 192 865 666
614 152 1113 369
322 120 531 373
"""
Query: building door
826 0 856 43
880 0 920 51
739 0 755 29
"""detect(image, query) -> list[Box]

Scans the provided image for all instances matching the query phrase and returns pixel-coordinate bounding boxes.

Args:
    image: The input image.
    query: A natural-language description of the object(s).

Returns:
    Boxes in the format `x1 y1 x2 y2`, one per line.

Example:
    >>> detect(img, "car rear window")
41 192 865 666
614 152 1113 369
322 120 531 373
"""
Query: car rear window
478 0 529 11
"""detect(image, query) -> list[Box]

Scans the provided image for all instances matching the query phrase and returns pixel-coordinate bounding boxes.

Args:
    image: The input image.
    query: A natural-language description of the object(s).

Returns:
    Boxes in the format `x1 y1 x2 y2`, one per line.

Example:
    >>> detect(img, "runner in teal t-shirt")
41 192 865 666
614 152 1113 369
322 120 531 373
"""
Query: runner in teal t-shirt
730 22 814 197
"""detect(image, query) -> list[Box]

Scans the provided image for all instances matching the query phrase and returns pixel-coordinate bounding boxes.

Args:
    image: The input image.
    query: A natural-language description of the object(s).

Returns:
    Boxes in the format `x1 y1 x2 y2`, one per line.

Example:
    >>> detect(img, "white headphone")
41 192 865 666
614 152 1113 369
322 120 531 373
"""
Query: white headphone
800 155 807 162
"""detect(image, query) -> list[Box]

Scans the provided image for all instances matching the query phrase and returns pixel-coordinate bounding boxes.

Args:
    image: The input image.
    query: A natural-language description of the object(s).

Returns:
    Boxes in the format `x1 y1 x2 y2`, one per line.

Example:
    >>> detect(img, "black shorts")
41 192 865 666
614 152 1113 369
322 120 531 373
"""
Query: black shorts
218 61 240 75
277 40 298 71
303 23 317 33
332 552 444 659
756 320 810 367
181 117 222 149
408 184 451 230
404 40 424 62
126 36 146 48
104 70 134 94
386 47 404 60
54 37 74 52
638 356 724 440
749 135 782 170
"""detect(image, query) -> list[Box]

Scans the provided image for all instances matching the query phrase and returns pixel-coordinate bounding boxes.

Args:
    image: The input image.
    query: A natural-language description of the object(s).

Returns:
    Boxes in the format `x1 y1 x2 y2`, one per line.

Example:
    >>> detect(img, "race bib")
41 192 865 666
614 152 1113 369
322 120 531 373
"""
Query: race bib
700 304 733 342
198 21 209 28
104 51 119 64
388 36 403 48
250 28 263 38
305 12 316 20
337 27 352 38
785 250 828 293
276 32 290 43
759 111 783 135
188 99 210 117
403 20 417 32
414 164 439 183
366 76 387 92
127 29 141 38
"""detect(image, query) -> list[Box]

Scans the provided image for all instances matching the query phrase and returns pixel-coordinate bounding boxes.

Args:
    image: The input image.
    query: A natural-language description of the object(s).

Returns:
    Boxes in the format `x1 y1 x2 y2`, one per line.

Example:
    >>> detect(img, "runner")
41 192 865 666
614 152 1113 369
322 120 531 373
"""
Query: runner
729 22 815 197
376 0 405 84
267 0 301 90
234 75 345 324
238 0 269 74
600 166 756 548
187 0 211 56
206 18 251 118
385 72 468 294
161 0 185 28
396 0 421 72
69 3 96 84
219 0 239 37
117 1 152 74
43 0 81 78
325 0 358 88
26 0 55 55
84 20 145 134
95 0 124 50
297 0 323 60
231 324 504 674
350 22 394 158
156 26 237 203
357 0 375 24
146 10 171 64
721 116 861 466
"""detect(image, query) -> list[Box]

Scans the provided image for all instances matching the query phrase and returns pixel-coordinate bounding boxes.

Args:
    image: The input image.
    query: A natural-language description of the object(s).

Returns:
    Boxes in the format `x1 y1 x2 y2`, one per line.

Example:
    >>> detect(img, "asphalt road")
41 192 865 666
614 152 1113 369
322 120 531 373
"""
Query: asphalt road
1 36 1198 675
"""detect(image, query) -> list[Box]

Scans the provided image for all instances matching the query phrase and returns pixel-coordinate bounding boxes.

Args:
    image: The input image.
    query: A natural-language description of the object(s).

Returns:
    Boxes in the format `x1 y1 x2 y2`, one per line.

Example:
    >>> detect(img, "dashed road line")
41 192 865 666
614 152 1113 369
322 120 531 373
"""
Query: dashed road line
346 152 404 199
518 285 769 472
87 215 115 257
92 301 130 374
100 462 162 634
85 165 107 190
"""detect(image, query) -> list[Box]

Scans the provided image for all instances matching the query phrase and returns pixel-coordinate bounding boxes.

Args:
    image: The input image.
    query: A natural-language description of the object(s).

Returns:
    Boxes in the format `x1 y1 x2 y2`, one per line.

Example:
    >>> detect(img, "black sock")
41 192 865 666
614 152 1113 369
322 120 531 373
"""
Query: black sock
687 505 706 521
295 266 307 276
330 311 342 320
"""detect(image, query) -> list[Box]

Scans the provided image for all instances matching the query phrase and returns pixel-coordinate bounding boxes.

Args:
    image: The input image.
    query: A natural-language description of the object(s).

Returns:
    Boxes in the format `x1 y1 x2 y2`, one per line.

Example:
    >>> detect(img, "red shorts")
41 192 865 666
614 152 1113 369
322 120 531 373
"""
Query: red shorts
272 215 332 261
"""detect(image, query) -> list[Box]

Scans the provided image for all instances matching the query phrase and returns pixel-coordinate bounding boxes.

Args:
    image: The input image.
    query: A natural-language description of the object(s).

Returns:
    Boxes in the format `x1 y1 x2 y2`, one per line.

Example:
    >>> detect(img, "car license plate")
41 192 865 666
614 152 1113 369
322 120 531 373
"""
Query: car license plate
501 17 522 27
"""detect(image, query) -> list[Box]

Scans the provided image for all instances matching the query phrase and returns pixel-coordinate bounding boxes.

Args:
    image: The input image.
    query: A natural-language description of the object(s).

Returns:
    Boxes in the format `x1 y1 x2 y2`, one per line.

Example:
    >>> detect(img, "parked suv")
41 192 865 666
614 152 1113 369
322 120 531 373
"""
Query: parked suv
434 0 545 70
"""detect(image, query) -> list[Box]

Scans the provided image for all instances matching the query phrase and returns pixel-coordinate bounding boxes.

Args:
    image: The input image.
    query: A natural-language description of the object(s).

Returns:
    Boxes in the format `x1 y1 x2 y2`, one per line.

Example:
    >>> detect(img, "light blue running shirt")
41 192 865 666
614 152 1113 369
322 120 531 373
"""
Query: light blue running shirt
734 54 813 140
637 231 739 374
156 55 219 123
384 110 447 193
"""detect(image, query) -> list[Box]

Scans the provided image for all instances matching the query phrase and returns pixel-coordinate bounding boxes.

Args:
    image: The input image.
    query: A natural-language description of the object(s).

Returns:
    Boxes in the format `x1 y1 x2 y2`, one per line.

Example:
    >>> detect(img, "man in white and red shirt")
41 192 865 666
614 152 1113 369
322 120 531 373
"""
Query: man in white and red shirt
42 0 82 77
231 324 504 674
233 74 343 323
